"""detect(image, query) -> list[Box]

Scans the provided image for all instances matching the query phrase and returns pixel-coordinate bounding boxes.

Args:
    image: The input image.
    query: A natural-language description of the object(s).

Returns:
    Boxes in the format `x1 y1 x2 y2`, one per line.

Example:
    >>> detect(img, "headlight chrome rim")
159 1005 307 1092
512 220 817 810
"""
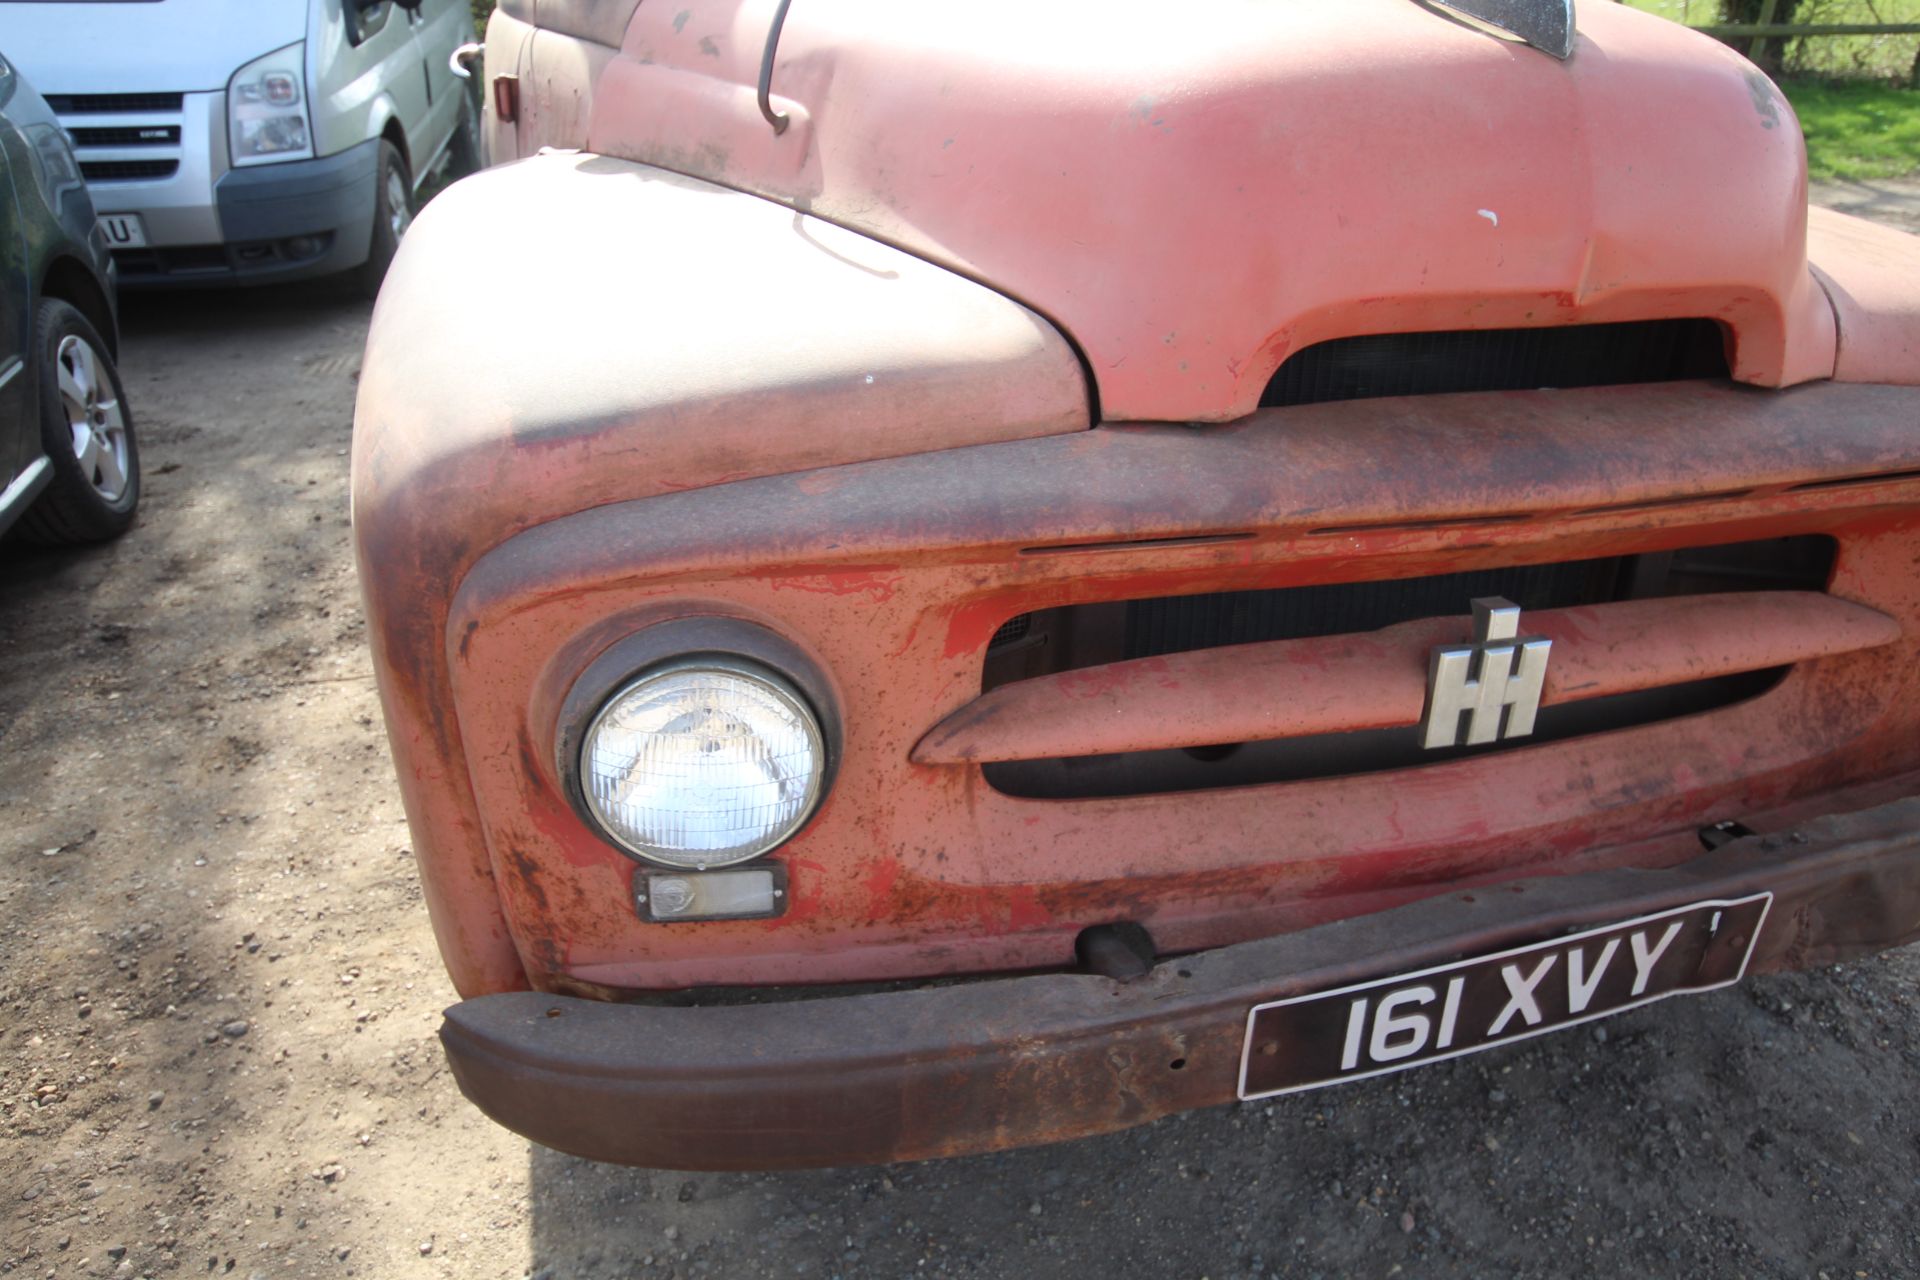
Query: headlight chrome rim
574 651 831 870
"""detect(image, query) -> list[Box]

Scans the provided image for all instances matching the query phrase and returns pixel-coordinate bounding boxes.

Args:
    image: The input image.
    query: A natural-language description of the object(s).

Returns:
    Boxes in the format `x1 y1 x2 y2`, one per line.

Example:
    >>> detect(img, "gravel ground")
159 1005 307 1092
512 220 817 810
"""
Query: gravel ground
4 195 1920 1280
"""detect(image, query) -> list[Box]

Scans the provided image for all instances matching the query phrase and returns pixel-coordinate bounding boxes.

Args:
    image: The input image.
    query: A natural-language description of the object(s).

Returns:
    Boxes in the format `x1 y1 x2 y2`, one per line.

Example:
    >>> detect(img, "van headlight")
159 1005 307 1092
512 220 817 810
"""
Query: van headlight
579 660 828 869
228 43 312 166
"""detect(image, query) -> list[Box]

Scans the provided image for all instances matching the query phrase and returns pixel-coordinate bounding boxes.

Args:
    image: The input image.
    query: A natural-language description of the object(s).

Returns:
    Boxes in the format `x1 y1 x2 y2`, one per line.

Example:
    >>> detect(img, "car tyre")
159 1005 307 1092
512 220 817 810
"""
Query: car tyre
354 139 413 298
16 298 139 546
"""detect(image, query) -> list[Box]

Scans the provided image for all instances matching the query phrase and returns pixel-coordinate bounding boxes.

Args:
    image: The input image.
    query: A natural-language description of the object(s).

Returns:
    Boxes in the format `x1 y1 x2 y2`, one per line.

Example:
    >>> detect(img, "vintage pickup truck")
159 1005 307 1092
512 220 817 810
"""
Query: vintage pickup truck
351 0 1920 1169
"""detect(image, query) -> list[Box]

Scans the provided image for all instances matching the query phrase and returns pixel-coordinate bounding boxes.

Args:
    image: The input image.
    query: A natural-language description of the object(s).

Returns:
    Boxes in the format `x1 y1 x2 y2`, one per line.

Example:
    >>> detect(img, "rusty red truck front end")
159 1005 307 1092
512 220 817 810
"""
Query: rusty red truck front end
351 0 1920 1169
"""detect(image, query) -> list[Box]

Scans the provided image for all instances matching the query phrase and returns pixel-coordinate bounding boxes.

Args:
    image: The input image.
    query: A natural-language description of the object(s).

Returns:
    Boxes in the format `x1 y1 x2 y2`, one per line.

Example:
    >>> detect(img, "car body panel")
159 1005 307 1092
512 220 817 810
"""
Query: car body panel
0 50 116 536
0 67 30 481
311 0 466 173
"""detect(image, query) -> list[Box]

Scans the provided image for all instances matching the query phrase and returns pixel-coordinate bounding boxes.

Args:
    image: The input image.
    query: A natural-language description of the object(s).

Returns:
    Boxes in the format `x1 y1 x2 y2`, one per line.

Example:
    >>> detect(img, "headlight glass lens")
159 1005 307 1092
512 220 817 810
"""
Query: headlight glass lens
228 43 312 166
581 663 825 868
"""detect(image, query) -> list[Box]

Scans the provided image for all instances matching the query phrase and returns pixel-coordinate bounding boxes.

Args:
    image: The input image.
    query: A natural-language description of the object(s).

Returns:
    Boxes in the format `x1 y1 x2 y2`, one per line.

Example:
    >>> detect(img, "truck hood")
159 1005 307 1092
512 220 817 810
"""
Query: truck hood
577 0 1837 421
1 0 306 95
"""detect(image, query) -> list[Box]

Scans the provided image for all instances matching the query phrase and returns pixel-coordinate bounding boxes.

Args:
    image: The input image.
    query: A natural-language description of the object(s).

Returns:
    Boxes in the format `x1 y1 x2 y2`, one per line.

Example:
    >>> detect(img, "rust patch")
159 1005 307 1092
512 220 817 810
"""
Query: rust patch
437 794 1920 1169
1745 70 1781 130
760 564 903 604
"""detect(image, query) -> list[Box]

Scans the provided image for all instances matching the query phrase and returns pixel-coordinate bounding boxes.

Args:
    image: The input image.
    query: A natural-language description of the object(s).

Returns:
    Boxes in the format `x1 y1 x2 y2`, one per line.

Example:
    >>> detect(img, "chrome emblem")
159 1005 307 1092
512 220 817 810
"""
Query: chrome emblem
1421 598 1552 749
1427 0 1575 60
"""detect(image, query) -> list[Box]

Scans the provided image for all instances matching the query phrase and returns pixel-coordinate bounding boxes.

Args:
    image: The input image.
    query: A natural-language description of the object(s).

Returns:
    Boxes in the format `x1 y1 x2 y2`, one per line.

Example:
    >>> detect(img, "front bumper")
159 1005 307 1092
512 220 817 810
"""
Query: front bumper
114 139 379 287
441 788 1920 1171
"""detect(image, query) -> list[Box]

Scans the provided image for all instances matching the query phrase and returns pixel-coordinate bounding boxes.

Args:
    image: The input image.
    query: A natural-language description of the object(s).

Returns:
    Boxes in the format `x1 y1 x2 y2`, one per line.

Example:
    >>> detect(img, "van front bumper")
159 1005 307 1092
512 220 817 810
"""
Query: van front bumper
115 139 378 287
440 788 1920 1171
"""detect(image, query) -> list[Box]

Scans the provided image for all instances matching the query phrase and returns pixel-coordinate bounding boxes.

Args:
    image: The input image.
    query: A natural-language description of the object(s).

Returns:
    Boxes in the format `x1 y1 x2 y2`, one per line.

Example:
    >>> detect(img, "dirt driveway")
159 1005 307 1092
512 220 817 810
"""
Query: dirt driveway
5 209 1920 1280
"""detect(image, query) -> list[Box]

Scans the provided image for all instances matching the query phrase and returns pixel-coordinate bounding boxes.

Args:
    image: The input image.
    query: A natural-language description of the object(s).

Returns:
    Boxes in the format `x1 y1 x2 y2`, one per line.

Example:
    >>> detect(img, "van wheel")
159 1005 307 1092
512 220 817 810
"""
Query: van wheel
16 299 140 546
354 140 413 297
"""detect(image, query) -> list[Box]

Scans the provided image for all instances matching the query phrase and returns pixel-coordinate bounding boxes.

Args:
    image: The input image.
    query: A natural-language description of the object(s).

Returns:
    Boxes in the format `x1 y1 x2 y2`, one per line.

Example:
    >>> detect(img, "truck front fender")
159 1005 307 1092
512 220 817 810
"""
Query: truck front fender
351 151 1090 994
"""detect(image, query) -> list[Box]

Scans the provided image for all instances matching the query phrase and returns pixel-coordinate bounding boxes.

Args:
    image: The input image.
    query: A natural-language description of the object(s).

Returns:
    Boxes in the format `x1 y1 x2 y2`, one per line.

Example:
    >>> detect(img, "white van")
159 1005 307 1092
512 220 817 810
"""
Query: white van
1 0 476 291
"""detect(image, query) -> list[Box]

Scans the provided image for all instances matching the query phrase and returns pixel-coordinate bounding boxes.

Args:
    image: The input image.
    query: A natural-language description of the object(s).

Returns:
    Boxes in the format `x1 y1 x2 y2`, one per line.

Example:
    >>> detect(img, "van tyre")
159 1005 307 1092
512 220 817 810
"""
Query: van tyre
17 299 139 546
355 140 413 298
448 88 483 177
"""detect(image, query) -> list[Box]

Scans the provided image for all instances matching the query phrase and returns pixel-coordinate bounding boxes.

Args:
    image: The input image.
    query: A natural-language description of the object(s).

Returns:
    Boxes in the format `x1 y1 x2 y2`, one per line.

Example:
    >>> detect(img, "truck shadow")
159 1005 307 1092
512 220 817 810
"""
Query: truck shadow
116 279 369 340
521 956 1920 1278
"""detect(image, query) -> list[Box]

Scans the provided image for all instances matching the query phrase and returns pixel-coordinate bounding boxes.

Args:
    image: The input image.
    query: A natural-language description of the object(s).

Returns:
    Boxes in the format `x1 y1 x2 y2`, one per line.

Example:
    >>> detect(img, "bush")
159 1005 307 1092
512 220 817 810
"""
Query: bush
470 0 494 33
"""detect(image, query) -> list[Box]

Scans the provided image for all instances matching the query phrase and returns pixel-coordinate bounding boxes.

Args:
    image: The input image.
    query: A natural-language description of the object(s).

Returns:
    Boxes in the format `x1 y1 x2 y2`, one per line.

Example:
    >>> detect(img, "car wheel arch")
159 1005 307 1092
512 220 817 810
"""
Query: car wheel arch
362 93 410 179
38 253 115 359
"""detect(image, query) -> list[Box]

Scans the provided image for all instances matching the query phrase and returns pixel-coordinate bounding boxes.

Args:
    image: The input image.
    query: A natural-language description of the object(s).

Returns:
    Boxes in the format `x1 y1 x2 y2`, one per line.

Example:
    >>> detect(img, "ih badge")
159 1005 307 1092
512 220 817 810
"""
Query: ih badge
1420 597 1552 749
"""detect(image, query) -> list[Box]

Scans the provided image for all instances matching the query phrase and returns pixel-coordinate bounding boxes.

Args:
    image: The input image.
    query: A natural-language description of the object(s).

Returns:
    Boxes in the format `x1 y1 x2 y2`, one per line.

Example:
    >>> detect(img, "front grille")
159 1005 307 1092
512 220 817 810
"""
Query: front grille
981 536 1835 799
1124 560 1627 661
988 614 1032 650
1262 319 1729 407
68 125 180 147
47 92 184 114
80 159 179 182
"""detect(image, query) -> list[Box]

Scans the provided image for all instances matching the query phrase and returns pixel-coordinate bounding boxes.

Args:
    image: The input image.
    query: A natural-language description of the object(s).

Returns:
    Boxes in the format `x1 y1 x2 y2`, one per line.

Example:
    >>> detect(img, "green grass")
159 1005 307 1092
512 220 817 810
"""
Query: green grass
1781 79 1920 177
1619 4 1920 179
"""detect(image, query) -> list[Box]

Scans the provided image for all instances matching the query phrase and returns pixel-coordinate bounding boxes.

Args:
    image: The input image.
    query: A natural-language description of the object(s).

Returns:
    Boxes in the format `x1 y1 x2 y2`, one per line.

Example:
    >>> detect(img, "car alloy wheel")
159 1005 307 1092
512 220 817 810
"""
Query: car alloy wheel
55 331 131 503
386 165 413 241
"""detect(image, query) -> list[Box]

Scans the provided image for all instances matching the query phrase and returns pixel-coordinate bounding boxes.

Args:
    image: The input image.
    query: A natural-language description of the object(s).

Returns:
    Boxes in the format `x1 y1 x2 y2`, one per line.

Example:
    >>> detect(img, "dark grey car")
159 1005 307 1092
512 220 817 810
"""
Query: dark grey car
1 48 138 545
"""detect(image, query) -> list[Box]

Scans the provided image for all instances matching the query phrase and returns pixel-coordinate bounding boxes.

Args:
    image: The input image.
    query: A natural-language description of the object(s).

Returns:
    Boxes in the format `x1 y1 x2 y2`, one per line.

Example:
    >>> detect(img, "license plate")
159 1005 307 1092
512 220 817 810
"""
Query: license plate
1238 893 1771 1100
95 214 147 248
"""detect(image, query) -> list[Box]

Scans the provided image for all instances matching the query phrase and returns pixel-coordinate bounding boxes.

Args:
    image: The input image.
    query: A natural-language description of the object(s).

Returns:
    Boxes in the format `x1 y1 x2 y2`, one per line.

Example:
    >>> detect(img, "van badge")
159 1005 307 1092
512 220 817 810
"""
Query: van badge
1420 598 1552 749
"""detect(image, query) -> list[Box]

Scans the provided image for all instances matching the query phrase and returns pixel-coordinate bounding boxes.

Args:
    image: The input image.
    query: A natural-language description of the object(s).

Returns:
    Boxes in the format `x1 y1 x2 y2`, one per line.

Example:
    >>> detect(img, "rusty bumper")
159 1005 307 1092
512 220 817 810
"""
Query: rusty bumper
440 791 1920 1171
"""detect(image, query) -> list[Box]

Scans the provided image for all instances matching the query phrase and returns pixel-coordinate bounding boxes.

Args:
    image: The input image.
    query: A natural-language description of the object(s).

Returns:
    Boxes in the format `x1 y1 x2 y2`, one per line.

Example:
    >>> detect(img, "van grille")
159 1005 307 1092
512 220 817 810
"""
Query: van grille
46 92 184 114
80 159 179 182
68 125 180 147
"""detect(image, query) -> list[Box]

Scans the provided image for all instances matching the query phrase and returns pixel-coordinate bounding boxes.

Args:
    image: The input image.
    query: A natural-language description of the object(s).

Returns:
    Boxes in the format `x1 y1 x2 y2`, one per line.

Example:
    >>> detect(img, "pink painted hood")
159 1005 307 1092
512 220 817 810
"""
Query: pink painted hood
572 0 1837 421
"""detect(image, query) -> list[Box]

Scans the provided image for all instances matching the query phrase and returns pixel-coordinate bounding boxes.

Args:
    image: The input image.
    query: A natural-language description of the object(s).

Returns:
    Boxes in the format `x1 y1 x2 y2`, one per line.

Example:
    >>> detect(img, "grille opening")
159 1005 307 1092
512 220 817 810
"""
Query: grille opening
1261 319 1729 408
47 92 185 114
80 159 178 182
979 535 1834 799
69 125 180 147
987 614 1032 650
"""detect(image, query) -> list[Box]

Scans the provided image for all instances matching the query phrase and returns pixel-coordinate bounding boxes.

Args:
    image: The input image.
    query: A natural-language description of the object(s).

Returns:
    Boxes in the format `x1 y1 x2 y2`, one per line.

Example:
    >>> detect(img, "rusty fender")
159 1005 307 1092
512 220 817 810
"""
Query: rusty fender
440 789 1920 1171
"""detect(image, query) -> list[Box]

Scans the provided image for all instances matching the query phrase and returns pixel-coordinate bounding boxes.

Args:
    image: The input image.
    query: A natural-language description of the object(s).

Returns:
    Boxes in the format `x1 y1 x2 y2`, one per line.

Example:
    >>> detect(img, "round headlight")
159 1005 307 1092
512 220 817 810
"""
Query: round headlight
579 660 826 868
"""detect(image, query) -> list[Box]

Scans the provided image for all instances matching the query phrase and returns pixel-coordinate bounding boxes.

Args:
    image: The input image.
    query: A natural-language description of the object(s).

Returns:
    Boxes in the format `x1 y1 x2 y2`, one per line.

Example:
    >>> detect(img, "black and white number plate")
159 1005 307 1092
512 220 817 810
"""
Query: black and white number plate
1238 894 1771 1100
95 213 147 248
